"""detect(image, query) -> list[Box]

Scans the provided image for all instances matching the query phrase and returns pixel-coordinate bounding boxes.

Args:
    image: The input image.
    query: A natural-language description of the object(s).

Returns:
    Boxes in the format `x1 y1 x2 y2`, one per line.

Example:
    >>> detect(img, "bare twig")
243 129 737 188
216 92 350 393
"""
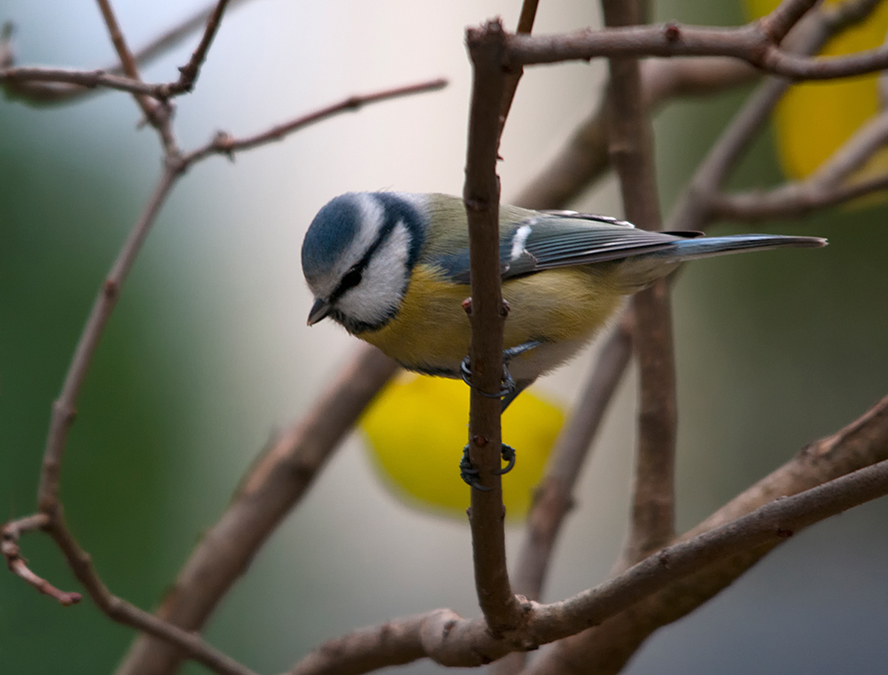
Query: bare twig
498 0 539 133
1 51 442 675
0 67 175 98
708 107 888 222
463 19 523 636
116 345 397 675
42 514 258 675
0 0 253 103
166 0 230 95
512 56 757 210
182 78 448 166
95 0 161 125
710 170 888 221
757 0 818 43
1 514 81 606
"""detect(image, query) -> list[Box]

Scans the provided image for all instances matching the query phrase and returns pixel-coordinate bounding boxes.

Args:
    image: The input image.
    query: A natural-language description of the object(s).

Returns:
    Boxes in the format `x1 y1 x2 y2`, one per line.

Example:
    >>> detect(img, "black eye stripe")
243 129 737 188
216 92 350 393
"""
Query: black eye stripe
329 194 425 305
339 266 363 293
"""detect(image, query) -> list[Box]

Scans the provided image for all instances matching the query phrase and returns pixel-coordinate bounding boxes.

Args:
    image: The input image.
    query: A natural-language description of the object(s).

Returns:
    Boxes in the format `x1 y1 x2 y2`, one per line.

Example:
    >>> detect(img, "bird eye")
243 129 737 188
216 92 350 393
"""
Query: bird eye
339 266 363 293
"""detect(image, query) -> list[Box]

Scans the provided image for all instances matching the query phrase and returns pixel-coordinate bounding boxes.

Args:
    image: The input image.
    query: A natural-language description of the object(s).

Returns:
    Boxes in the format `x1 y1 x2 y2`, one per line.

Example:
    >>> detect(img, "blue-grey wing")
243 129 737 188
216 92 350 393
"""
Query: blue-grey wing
434 211 701 284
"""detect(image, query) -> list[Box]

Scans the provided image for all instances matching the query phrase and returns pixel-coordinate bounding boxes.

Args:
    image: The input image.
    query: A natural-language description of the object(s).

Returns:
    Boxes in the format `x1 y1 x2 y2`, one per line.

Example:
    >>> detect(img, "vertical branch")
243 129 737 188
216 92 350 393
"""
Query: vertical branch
602 0 676 566
463 20 522 635
498 0 539 129
492 317 634 675
95 0 160 124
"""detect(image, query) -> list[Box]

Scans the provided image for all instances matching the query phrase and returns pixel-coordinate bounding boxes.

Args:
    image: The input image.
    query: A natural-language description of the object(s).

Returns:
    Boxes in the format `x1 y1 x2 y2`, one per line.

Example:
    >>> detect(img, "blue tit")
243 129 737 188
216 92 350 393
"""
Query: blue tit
302 192 825 408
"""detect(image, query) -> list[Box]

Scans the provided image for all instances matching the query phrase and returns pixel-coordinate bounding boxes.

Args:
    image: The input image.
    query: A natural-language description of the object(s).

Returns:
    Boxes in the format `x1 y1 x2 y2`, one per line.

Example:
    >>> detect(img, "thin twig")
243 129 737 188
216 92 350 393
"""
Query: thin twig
42 514 258 675
463 19 523 637
498 0 540 133
0 0 253 103
95 0 159 124
1 514 81 606
182 78 448 166
0 66 174 98
757 0 818 43
115 345 397 675
166 0 230 95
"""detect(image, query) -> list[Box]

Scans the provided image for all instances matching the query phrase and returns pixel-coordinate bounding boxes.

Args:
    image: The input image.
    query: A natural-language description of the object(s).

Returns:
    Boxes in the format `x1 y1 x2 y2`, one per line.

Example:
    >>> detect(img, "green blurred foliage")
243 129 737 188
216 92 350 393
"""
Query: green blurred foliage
0 100 190 670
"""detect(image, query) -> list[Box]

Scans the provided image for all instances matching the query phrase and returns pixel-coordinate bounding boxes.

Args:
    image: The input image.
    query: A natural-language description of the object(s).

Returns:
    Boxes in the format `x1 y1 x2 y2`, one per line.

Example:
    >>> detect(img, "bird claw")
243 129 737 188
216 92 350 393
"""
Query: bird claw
460 340 541 401
460 443 517 490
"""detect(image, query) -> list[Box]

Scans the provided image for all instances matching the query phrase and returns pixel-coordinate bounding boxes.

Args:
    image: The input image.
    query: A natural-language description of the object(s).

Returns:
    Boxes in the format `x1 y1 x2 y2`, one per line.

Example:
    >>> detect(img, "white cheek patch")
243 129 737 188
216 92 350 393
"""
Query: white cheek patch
336 221 411 325
510 224 532 261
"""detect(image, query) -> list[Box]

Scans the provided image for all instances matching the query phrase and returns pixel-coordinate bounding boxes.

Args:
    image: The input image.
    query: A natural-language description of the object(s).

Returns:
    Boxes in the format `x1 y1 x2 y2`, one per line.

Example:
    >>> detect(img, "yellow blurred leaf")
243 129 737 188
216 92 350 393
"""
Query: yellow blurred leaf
359 374 564 521
747 0 888 179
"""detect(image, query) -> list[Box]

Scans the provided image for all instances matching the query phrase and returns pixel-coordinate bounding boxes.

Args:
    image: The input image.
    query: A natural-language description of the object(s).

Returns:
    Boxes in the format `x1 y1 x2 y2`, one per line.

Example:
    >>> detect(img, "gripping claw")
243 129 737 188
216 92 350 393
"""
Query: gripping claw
460 340 542 402
459 443 517 490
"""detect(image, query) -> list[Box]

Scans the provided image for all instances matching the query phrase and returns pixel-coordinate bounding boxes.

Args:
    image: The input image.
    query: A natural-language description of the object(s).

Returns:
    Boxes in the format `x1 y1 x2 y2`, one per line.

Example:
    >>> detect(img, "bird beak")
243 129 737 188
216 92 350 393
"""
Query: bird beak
307 297 331 326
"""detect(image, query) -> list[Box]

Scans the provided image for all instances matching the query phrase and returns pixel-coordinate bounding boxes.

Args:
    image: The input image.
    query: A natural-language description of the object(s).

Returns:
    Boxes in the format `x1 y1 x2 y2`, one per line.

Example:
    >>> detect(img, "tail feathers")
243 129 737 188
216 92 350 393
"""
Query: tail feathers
667 233 827 262
613 233 826 292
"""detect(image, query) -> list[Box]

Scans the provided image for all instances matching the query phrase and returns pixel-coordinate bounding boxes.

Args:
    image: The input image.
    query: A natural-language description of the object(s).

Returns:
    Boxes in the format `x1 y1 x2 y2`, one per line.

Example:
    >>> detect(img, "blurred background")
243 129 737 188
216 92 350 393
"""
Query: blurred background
2 1 888 673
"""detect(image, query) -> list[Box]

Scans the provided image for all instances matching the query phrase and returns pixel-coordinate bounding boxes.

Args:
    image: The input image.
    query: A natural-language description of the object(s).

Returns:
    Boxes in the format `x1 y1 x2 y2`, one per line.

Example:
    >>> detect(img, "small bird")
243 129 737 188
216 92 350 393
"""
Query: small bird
302 192 825 409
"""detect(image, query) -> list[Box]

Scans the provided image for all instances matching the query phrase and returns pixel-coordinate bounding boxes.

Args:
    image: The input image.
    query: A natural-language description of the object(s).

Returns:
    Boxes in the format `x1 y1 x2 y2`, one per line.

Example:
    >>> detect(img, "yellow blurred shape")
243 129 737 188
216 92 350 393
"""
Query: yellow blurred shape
359 373 564 521
747 0 888 179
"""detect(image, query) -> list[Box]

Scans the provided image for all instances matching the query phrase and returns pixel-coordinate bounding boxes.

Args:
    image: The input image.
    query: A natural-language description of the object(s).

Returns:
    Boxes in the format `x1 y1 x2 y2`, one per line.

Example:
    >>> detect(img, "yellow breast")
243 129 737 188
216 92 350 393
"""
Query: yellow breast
358 264 625 379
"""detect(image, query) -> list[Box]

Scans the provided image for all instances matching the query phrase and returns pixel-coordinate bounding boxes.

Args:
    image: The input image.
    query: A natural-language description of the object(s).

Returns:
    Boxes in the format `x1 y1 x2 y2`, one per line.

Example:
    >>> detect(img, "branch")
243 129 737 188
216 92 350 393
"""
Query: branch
527 394 888 675
1 514 81 606
95 0 162 127
667 0 884 231
181 78 448 166
708 107 888 221
0 66 174 98
165 0 230 95
709 170 888 221
463 19 523 636
0 0 253 104
507 10 888 81
282 395 888 674
492 315 634 675
3 39 438 675
115 345 397 675
497 0 539 134
43 514 258 675
601 0 676 567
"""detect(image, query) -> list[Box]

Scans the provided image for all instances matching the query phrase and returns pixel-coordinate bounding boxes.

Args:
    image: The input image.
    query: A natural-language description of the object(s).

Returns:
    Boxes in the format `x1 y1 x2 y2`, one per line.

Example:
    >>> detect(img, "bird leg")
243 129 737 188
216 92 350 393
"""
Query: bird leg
460 340 541 405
